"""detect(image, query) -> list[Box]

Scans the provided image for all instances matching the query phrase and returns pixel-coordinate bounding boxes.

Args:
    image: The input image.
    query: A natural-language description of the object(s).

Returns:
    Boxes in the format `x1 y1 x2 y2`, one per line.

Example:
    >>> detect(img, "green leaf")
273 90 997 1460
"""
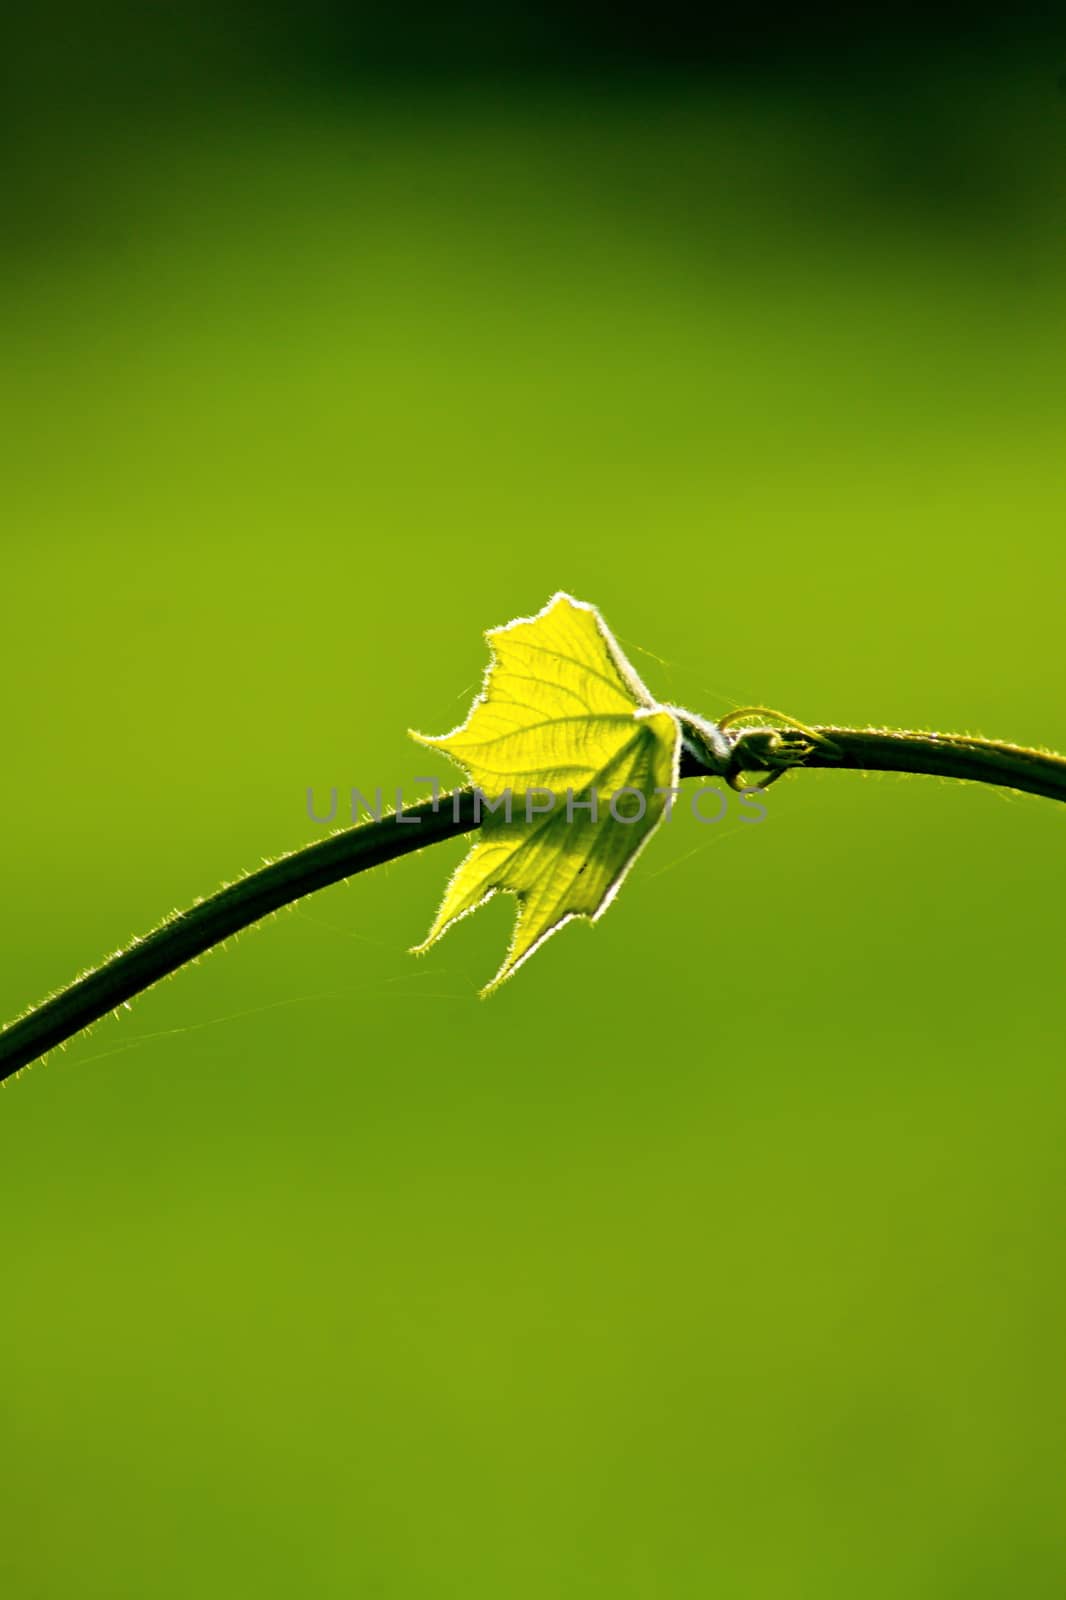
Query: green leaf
410 592 681 992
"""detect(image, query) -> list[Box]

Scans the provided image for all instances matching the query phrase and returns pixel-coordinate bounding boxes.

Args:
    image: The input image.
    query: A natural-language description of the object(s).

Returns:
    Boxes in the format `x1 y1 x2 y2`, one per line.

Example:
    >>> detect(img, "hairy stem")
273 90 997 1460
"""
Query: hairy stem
2 725 1063 1083
0 794 479 1083
709 725 1066 804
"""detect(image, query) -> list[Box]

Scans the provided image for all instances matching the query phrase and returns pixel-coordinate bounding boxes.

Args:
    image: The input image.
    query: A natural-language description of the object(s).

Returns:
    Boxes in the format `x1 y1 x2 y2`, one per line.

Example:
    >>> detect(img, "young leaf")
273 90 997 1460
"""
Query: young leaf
409 592 682 992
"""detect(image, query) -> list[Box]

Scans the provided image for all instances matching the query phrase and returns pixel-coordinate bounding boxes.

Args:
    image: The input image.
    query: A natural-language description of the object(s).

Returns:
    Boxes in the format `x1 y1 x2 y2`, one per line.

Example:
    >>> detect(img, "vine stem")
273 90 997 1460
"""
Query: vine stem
2 726 1064 1083
718 725 1066 804
0 794 480 1084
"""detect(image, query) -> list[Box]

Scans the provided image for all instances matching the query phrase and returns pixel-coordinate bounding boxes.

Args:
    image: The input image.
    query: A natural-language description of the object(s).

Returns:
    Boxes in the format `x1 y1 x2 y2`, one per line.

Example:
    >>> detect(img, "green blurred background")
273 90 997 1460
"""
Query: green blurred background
3 6 1065 1595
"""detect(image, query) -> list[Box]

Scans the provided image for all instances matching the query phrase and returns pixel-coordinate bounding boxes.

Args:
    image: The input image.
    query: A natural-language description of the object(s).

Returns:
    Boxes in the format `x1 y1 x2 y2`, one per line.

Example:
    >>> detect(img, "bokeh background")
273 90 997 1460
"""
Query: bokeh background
3 5 1065 1595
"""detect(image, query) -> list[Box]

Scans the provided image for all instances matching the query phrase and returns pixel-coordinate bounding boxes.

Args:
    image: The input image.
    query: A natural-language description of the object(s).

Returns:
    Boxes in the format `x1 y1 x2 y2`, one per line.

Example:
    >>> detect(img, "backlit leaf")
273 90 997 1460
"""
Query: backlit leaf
409 592 682 992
